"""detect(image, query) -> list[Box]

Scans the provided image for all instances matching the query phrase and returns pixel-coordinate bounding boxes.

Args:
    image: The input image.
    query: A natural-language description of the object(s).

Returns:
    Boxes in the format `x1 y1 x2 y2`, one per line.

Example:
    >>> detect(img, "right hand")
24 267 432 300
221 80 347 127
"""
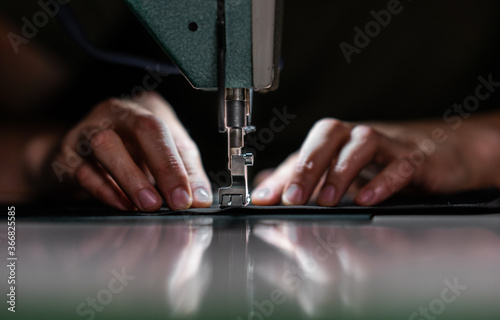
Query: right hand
49 92 212 212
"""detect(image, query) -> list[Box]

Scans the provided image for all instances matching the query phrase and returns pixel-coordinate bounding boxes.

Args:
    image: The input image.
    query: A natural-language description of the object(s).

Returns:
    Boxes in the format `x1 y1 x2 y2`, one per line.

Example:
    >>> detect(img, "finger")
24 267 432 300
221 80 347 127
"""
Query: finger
355 157 415 206
253 169 274 186
317 125 380 206
74 162 135 211
251 154 298 205
126 112 193 210
282 119 351 205
89 129 163 212
140 92 212 207
308 171 328 204
176 143 213 207
163 120 212 208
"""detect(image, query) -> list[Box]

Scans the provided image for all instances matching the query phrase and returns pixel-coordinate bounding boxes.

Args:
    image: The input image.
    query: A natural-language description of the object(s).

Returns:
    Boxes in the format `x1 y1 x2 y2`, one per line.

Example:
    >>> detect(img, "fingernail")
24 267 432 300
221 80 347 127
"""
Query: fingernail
359 189 374 205
194 187 210 203
319 185 336 205
139 189 159 210
283 184 303 205
171 187 192 209
253 187 270 200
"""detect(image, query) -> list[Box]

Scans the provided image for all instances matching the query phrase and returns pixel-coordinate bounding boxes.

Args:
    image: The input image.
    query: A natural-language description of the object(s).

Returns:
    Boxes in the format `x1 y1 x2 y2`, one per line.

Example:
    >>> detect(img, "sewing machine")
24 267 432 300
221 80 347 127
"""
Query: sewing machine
124 0 283 207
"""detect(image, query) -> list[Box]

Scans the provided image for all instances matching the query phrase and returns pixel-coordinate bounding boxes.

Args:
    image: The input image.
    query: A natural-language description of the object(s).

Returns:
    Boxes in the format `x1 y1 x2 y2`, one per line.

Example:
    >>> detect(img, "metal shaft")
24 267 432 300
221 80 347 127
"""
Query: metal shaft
219 88 254 207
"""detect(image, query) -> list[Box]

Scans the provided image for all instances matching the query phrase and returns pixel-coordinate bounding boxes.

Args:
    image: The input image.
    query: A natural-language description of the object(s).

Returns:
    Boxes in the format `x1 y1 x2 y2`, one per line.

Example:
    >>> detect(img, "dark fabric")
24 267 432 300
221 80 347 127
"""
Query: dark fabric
9 189 500 218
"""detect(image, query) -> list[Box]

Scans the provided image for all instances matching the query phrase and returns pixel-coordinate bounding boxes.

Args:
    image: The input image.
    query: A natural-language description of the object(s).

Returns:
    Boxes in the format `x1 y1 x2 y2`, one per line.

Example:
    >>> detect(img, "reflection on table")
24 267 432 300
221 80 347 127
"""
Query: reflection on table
7 214 500 320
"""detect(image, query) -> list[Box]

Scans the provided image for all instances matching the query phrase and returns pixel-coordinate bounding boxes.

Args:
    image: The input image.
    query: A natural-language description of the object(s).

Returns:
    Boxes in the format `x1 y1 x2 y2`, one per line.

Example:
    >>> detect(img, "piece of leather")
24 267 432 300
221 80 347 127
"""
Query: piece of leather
145 188 500 216
10 189 500 218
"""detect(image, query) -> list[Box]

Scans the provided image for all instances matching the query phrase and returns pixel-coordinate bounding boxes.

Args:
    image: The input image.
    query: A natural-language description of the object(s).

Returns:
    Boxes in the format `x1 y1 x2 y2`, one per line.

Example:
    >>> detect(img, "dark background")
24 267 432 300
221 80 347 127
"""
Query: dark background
2 0 500 182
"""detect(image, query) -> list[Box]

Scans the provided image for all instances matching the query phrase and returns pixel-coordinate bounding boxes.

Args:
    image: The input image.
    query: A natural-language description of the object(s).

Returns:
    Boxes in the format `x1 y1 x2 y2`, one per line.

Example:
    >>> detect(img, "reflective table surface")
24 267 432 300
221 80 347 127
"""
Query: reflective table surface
2 210 500 320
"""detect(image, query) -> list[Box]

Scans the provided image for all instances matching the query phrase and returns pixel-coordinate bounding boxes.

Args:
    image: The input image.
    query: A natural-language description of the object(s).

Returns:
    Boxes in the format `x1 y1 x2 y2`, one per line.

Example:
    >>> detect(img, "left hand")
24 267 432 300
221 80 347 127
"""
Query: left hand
250 117 500 206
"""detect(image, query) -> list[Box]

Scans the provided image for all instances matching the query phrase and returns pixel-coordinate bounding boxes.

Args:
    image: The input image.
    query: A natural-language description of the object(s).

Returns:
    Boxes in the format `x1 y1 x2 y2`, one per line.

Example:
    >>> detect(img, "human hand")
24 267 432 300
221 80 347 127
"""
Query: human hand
49 92 212 211
251 118 499 206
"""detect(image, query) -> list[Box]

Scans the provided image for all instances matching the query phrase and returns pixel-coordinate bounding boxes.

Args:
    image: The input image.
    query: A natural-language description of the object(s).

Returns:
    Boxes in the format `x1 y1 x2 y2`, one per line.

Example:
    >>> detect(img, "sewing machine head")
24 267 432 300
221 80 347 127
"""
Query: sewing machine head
124 0 283 207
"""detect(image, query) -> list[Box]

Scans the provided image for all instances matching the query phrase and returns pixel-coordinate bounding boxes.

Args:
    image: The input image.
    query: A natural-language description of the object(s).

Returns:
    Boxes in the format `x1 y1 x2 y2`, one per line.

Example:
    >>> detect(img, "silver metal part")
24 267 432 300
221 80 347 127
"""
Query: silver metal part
219 88 254 207
252 0 283 92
